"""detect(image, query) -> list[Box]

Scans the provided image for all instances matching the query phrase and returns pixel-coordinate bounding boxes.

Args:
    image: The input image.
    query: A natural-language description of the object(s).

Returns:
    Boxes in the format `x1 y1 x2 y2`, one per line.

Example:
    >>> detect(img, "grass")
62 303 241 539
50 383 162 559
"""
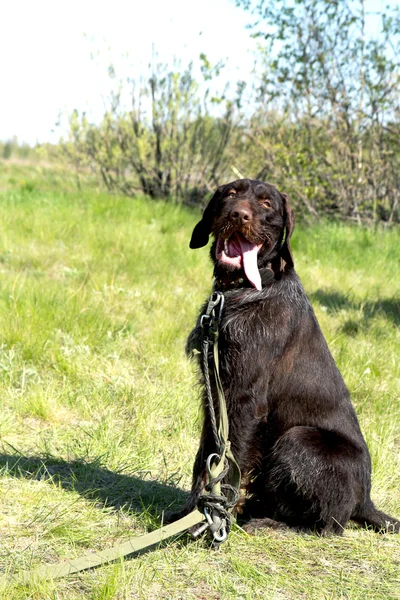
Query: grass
0 162 399 599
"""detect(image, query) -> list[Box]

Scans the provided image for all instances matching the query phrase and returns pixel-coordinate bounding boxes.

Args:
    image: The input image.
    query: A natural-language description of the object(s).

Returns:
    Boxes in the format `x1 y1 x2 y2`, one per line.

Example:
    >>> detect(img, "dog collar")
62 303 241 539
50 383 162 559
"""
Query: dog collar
213 263 275 292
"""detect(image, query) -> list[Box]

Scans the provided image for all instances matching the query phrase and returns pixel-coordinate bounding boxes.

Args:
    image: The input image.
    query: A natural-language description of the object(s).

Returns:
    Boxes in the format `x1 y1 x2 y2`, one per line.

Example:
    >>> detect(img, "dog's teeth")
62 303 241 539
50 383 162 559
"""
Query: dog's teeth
224 239 229 254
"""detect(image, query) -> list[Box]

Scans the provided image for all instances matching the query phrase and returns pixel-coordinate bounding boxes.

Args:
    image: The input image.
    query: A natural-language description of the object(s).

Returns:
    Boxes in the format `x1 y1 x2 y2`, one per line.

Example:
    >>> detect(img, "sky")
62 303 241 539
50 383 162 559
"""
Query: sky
0 0 395 146
0 0 259 145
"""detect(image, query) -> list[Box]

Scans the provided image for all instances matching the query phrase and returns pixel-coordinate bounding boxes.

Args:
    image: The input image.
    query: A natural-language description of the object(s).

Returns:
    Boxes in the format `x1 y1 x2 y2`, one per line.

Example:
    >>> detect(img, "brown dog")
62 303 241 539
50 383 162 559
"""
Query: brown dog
173 178 399 535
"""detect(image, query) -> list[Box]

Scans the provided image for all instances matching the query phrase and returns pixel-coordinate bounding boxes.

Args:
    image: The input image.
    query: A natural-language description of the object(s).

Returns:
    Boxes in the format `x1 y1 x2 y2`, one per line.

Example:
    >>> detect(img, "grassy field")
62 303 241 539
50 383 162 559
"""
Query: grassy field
0 162 399 599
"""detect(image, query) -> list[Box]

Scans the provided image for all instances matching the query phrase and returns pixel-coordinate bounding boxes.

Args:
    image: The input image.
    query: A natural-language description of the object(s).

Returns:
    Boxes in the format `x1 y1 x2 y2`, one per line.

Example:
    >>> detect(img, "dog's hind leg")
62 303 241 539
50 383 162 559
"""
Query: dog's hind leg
264 426 368 535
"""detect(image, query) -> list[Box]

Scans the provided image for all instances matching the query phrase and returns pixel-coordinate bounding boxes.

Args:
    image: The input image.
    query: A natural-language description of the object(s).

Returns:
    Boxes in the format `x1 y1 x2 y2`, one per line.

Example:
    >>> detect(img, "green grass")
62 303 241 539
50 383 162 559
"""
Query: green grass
0 163 399 599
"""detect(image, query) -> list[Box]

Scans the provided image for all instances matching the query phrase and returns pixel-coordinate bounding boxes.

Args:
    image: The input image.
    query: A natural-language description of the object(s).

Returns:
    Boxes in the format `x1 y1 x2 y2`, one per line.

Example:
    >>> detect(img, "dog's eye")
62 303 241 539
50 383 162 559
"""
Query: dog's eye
226 190 237 198
262 199 272 208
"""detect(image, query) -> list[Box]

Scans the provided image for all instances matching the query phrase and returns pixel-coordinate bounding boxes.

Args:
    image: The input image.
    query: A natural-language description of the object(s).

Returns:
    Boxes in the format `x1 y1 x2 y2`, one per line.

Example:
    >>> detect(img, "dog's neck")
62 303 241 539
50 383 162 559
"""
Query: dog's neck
213 257 285 292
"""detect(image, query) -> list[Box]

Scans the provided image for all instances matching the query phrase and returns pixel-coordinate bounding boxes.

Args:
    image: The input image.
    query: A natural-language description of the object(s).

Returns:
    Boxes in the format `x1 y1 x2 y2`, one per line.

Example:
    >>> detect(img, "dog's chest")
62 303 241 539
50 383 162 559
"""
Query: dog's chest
220 301 275 347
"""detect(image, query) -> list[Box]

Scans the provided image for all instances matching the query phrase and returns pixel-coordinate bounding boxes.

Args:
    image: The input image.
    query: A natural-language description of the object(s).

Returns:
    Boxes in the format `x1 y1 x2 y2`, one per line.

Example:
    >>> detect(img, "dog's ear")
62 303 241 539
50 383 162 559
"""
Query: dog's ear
280 192 295 268
189 190 219 249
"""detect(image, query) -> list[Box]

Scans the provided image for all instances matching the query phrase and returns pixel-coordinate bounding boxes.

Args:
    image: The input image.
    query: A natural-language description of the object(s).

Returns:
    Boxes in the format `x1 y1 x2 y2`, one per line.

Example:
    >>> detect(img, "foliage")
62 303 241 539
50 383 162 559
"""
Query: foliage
59 0 400 223
0 137 63 164
0 172 399 597
236 0 400 222
0 137 39 161
61 61 239 203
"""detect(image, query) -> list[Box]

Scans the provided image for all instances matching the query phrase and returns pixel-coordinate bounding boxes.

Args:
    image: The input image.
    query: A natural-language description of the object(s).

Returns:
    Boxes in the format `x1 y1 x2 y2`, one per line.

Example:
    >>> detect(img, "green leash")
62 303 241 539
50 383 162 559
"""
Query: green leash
8 291 240 584
15 510 205 584
193 291 241 543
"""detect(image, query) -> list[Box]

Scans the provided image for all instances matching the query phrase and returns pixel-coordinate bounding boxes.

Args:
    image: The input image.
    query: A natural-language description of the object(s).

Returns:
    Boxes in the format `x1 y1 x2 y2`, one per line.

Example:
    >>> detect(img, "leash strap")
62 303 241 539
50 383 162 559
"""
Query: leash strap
13 510 205 584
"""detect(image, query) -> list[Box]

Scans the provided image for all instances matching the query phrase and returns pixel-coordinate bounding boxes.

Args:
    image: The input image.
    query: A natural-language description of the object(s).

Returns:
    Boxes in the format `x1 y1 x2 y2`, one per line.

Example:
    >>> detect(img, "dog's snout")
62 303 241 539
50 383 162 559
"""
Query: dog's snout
230 207 251 226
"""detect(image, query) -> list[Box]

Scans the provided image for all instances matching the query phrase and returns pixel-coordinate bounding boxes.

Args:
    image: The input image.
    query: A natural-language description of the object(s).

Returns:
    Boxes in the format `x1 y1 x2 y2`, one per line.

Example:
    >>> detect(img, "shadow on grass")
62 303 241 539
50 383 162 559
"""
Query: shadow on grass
0 452 189 526
310 289 400 327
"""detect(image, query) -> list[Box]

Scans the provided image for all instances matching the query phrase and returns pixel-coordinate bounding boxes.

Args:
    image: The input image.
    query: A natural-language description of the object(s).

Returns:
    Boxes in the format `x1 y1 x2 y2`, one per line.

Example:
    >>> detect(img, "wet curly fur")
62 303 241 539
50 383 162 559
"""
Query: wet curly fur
171 178 399 536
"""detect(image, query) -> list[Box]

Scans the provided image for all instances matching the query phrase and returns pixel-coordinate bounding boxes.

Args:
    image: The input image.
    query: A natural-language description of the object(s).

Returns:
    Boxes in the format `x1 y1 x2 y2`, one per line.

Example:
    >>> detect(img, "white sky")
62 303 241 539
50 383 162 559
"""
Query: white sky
0 0 258 145
0 0 394 145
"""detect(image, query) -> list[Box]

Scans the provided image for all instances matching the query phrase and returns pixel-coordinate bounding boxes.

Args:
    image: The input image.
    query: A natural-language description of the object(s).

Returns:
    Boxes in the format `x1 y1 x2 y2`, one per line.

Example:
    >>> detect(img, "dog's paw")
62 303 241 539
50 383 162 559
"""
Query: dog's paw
241 517 289 534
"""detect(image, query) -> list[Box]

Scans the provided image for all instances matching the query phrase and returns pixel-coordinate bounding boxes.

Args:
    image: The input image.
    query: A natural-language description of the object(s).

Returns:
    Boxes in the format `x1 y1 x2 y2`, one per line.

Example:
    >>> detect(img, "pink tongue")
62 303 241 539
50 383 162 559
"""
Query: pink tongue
229 233 262 291
239 237 262 291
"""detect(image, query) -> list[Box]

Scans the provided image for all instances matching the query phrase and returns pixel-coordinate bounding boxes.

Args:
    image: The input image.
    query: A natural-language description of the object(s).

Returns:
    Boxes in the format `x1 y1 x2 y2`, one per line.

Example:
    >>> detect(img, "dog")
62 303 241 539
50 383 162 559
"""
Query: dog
173 178 399 535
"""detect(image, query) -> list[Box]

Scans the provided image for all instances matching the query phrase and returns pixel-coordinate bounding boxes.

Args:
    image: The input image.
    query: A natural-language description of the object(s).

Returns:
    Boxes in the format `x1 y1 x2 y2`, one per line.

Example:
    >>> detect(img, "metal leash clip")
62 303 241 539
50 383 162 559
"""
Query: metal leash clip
203 506 227 543
191 452 229 543
200 292 225 341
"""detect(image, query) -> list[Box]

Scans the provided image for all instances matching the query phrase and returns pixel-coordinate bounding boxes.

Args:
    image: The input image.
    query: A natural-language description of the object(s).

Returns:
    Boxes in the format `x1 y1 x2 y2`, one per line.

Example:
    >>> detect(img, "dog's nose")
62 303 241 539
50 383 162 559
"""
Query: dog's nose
230 208 251 226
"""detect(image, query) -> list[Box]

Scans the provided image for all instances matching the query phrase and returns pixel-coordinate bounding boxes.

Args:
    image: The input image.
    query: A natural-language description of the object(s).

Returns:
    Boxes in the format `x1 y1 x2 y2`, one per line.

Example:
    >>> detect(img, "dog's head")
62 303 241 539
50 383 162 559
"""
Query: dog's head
190 179 295 290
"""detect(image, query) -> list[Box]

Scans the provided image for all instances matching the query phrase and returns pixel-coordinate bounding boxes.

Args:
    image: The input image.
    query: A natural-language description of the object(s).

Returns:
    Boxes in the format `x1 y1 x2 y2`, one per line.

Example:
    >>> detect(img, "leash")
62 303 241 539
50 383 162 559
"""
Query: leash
14 510 205 584
191 291 241 543
7 291 240 584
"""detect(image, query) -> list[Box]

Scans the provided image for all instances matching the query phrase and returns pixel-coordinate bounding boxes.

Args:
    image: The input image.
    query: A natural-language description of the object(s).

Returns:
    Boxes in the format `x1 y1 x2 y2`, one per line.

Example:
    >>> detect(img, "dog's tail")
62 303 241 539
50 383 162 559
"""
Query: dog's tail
352 500 400 533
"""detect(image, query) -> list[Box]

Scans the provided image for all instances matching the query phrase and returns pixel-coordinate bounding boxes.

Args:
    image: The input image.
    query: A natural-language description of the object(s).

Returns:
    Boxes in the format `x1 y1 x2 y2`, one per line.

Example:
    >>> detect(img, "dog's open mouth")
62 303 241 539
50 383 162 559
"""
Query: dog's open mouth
216 232 263 290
